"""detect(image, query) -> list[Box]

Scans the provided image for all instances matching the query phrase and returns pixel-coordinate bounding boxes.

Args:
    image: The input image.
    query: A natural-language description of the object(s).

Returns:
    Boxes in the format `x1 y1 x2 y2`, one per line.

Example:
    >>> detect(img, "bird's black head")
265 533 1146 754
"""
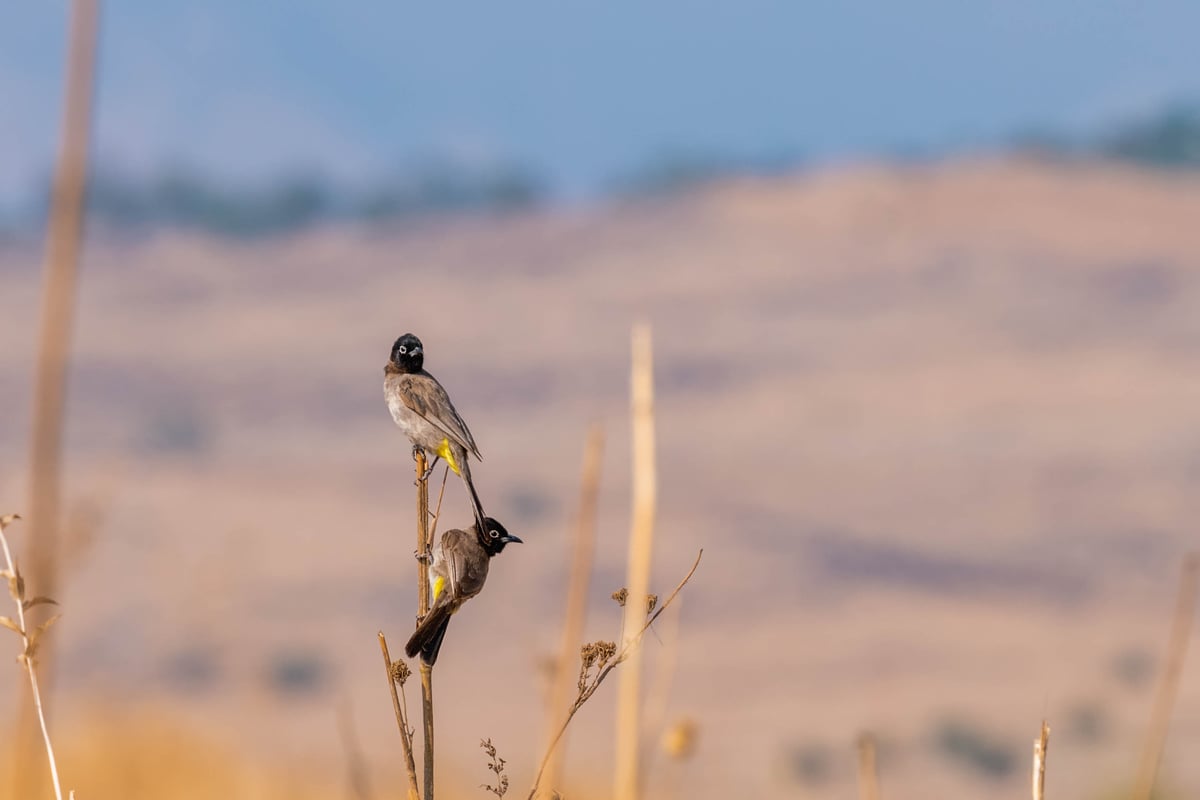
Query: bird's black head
477 517 522 556
389 333 424 372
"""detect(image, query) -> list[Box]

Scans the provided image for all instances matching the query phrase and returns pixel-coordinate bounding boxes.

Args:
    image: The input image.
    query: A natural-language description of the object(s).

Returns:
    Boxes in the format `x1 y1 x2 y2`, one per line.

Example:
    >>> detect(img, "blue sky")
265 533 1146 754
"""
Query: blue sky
2 1 1199 200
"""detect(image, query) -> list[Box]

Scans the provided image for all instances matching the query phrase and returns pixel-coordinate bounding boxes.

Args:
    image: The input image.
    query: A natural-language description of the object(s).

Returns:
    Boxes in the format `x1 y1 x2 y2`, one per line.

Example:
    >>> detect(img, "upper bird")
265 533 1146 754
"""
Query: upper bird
384 333 488 534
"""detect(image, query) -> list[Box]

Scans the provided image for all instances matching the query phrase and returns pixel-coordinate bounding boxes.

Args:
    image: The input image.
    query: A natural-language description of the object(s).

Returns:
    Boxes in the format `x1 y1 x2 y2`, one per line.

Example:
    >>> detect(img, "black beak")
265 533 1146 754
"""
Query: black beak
502 534 523 544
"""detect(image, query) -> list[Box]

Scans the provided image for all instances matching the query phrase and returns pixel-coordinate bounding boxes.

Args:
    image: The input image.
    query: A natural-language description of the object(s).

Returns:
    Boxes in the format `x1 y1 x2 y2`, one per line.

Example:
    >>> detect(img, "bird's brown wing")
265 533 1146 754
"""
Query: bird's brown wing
440 528 488 602
396 372 482 459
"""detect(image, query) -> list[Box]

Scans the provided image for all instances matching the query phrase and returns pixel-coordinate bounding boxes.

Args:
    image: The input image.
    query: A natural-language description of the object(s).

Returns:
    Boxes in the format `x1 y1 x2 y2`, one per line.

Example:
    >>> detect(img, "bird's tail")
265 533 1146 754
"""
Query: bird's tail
458 455 489 535
405 603 454 665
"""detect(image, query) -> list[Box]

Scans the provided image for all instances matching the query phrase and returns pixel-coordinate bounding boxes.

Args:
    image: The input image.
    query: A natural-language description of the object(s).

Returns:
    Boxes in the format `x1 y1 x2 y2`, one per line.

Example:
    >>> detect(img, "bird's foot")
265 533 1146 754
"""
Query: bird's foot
413 549 431 564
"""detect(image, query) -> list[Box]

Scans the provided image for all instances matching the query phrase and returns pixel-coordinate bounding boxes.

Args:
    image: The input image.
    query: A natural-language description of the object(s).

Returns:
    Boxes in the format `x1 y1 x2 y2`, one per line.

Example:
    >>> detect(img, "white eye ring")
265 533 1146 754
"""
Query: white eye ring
490 529 500 538
398 345 407 354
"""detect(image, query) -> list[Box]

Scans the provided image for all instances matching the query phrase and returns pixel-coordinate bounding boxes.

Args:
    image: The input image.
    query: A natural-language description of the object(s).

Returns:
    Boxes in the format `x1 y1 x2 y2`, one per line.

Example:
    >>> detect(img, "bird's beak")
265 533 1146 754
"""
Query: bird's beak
502 534 523 544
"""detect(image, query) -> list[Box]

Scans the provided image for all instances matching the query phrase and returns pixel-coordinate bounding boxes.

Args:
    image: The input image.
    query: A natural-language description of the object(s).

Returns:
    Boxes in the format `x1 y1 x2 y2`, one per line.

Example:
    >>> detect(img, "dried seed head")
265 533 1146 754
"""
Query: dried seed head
611 588 628 607
390 660 411 685
646 593 659 614
580 642 600 669
594 640 617 667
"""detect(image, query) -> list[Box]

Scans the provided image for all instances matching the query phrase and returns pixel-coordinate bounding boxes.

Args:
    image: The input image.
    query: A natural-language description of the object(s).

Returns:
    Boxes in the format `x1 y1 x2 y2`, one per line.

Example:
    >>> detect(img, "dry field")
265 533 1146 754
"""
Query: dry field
1 158 1199 799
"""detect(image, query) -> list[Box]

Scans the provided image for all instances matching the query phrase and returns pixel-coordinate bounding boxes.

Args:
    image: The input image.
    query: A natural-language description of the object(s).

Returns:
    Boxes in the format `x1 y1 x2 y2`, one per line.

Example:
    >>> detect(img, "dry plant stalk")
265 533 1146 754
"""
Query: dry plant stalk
415 450 436 800
480 738 509 797
1032 720 1049 800
540 424 605 792
0 514 66 800
1131 553 1199 800
616 323 657 800
856 732 880 800
529 550 703 800
379 633 420 800
19 1 99 793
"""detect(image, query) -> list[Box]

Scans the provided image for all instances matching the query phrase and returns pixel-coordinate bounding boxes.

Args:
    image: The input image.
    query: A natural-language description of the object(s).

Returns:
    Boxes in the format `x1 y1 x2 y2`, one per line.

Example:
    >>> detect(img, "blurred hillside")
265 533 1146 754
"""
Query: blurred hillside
1 158 1199 799
3 101 1200 239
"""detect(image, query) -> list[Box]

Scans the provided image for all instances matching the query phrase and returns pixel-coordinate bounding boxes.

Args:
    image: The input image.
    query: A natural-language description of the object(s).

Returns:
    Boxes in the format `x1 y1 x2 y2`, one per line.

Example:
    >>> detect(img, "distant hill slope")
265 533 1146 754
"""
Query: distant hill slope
1 159 1199 800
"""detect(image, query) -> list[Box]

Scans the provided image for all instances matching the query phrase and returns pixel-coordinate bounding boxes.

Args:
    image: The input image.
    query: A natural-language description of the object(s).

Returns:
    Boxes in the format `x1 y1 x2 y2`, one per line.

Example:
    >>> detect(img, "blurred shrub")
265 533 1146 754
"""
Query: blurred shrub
160 646 223 695
1098 103 1200 168
931 718 1016 781
78 158 544 239
137 406 213 455
1063 700 1109 745
1110 646 1156 690
506 487 555 523
612 149 801 197
265 649 329 697
783 741 832 786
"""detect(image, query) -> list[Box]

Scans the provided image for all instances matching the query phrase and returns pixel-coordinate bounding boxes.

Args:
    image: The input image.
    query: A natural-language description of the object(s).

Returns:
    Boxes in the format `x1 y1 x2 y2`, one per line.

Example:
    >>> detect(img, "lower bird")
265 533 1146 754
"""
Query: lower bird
405 517 522 665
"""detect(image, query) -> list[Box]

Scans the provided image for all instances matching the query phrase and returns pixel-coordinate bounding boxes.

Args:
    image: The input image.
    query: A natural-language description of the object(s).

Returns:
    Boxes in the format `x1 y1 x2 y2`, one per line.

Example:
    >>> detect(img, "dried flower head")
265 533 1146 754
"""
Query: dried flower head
611 588 628 607
646 593 659 614
390 660 411 686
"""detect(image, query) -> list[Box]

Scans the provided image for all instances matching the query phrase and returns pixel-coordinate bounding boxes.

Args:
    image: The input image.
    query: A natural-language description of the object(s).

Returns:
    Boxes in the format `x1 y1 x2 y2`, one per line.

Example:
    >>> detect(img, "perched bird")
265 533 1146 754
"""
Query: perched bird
405 517 522 664
384 333 488 533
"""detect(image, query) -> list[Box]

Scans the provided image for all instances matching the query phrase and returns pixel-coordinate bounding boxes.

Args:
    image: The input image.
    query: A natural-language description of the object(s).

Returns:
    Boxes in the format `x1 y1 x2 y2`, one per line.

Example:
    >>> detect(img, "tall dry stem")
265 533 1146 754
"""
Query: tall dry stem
1131 554 1198 800
414 450 436 800
615 323 657 800
540 424 604 793
19 1 99 792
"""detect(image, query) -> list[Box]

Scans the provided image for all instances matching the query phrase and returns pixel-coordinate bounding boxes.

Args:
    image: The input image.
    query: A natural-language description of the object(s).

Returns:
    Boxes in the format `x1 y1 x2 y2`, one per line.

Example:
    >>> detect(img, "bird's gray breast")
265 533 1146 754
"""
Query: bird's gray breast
385 378 439 449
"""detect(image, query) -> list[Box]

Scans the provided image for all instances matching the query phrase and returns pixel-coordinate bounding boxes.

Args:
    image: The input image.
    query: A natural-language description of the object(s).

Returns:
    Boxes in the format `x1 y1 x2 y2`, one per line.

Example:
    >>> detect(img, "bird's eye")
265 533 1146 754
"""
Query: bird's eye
489 529 500 539
398 345 407 354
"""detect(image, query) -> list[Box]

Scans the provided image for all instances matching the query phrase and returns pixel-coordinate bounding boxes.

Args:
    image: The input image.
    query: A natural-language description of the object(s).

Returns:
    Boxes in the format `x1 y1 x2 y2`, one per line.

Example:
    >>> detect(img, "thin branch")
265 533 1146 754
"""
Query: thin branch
1032 720 1049 800
427 465 449 546
529 550 703 800
378 633 420 800
1131 553 1199 800
0 515 65 800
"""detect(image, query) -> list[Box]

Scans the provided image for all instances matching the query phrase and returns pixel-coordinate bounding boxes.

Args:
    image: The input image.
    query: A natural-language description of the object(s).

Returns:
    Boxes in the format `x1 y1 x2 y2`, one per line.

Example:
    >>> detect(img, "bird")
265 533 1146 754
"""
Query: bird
384 333 488 534
405 517 522 665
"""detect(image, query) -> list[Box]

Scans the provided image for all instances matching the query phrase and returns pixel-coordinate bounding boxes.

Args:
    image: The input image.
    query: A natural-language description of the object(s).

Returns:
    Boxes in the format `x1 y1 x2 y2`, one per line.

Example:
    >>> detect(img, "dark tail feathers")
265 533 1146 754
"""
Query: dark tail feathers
459 457 489 535
405 604 454 665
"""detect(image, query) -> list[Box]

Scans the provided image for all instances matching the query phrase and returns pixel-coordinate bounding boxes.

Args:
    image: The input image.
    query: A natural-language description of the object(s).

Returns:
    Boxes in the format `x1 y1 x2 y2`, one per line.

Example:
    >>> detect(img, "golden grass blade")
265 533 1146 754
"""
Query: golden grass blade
540 424 605 795
1131 553 1199 800
1032 720 1049 800
615 323 657 800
